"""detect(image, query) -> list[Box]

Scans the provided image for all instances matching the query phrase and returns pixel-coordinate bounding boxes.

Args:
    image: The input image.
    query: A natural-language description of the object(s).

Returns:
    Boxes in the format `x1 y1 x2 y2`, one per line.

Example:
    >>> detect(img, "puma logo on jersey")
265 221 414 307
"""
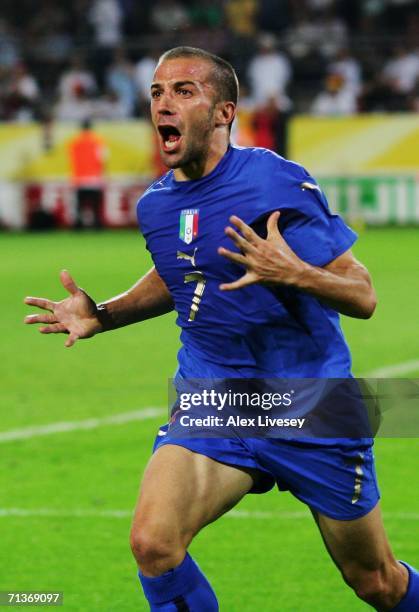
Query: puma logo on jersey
177 248 197 268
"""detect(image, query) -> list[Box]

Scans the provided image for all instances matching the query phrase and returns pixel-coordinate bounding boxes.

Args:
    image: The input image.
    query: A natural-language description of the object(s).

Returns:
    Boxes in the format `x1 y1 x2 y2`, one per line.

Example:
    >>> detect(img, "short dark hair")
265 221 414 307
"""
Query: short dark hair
158 46 239 107
81 118 92 131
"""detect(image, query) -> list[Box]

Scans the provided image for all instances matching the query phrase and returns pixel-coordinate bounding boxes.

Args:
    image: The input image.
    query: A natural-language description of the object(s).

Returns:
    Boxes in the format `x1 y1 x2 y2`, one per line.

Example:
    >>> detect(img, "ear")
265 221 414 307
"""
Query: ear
214 101 236 129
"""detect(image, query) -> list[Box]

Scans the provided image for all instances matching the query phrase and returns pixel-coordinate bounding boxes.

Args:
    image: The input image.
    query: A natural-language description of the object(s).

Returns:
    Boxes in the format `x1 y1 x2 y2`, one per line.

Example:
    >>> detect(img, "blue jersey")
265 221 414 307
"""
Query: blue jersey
138 145 357 378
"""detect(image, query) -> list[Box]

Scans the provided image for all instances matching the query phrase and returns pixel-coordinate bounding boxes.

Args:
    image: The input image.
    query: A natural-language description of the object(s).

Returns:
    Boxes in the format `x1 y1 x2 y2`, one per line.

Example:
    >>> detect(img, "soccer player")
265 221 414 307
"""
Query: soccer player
24 47 419 611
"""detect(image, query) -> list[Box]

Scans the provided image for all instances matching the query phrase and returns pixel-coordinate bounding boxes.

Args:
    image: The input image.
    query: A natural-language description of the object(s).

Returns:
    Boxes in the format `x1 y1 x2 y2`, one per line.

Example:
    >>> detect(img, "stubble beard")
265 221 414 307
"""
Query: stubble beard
163 107 215 171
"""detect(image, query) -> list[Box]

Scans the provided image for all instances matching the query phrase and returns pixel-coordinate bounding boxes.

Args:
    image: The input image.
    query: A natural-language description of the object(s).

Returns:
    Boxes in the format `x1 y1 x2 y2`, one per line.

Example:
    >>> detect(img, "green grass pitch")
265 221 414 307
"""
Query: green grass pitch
1 228 418 611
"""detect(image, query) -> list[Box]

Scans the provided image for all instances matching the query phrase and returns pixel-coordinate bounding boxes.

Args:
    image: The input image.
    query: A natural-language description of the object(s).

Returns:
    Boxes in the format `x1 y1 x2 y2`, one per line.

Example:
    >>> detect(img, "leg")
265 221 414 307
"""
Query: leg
255 439 418 609
130 443 260 609
74 188 84 229
91 189 103 229
313 503 409 610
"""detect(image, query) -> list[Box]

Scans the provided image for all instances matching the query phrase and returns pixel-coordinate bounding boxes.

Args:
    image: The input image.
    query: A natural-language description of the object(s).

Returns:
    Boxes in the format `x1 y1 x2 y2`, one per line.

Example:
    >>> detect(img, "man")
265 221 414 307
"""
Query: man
68 119 107 229
25 47 419 610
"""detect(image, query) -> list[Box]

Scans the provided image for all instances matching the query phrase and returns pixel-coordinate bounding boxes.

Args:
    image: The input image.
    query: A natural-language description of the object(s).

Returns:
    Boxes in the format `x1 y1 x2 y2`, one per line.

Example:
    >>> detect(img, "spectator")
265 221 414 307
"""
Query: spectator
89 0 123 49
150 0 190 33
56 56 97 121
58 56 97 104
328 47 362 95
188 0 223 29
225 0 258 79
286 8 319 58
247 33 292 111
93 90 128 120
89 0 124 83
316 9 349 58
250 95 288 156
359 44 419 112
135 50 159 116
0 0 417 124
232 83 257 147
381 45 419 95
31 26 73 67
0 18 21 69
286 7 348 60
55 90 95 122
252 98 279 151
28 2 73 65
106 48 136 117
311 73 358 115
224 0 258 37
2 63 40 121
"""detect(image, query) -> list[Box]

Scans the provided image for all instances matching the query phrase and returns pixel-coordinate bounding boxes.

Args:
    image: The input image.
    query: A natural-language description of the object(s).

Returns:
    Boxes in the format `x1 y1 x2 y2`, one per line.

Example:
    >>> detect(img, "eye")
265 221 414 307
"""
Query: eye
151 90 161 99
177 88 192 96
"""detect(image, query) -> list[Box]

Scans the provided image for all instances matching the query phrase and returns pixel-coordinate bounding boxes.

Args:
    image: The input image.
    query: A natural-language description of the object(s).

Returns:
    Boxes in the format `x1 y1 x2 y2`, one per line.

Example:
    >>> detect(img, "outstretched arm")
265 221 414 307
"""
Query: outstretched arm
96 266 174 330
24 267 174 347
218 212 377 319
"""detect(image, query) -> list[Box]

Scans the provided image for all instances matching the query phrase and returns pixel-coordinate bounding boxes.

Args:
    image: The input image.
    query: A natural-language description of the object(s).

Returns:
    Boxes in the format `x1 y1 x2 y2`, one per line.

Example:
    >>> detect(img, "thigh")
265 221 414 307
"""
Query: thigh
132 443 259 546
256 440 380 521
313 502 395 573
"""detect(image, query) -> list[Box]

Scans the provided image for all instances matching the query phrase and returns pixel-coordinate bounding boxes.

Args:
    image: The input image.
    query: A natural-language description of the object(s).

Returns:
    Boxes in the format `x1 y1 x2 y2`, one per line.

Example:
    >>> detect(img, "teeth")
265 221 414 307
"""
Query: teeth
165 140 178 150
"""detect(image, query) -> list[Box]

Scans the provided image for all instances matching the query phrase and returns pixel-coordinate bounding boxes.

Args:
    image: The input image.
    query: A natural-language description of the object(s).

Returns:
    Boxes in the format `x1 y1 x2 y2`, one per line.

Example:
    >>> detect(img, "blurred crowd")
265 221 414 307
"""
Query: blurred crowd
0 0 418 125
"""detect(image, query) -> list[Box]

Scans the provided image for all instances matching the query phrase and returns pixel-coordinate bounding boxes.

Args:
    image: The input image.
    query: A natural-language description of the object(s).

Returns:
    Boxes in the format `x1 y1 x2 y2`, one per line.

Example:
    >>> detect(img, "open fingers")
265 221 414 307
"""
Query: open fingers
65 332 79 348
39 323 68 334
266 211 281 237
218 246 247 266
224 226 255 253
24 296 55 312
229 216 260 244
24 313 58 325
219 271 257 291
60 270 79 296
37 323 78 347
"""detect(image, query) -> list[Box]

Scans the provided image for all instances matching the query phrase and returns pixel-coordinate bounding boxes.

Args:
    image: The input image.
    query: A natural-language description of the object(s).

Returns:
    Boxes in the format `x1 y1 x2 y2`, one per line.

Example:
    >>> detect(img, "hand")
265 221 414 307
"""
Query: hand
24 270 103 347
218 212 307 291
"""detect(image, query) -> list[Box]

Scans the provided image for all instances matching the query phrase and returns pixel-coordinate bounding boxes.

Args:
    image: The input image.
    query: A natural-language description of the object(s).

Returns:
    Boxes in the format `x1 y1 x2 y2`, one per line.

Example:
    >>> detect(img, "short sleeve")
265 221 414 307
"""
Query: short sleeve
249 159 357 267
281 196 357 266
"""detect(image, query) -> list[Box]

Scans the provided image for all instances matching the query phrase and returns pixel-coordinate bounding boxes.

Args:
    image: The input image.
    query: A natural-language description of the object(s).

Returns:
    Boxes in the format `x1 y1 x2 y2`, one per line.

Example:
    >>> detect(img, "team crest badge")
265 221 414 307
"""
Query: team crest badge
179 209 199 244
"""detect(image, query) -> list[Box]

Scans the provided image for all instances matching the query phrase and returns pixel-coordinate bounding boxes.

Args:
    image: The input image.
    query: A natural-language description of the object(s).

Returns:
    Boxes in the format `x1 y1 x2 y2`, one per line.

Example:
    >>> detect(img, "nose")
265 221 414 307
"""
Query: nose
158 106 175 116
156 92 176 116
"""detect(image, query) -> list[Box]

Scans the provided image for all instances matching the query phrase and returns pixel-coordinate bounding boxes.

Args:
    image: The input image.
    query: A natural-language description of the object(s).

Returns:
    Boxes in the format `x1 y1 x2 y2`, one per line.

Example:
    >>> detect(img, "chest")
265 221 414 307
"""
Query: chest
142 179 270 287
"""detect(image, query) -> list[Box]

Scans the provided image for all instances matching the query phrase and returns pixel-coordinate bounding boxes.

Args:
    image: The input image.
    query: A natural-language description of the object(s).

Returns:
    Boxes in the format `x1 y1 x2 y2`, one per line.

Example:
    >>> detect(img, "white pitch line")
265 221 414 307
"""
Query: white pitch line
364 359 419 378
0 507 419 521
0 357 418 444
0 508 133 519
0 408 165 444
228 509 309 520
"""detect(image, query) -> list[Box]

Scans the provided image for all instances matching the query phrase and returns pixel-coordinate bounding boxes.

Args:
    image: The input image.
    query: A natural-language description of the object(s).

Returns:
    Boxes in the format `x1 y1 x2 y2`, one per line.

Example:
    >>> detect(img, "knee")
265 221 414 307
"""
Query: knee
343 562 401 608
130 519 186 575
347 568 388 603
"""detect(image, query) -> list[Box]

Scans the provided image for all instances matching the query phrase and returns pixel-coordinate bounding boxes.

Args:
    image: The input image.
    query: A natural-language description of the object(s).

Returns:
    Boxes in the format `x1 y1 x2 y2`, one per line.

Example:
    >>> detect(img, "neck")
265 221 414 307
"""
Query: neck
174 133 230 181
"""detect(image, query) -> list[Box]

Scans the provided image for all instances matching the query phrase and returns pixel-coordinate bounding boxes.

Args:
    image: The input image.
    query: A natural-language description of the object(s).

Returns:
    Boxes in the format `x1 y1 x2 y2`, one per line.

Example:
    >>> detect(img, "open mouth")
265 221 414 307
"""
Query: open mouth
158 125 182 152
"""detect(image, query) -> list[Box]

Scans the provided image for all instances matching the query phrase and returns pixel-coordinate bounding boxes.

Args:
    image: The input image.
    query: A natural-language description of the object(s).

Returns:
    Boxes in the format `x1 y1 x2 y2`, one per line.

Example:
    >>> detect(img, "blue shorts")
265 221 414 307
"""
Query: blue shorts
153 425 380 521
